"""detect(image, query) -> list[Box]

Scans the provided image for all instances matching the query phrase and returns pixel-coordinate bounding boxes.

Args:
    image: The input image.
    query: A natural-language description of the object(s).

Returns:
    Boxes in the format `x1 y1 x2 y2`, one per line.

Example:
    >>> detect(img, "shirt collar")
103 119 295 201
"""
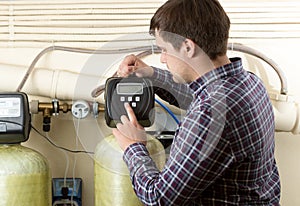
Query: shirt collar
189 57 244 95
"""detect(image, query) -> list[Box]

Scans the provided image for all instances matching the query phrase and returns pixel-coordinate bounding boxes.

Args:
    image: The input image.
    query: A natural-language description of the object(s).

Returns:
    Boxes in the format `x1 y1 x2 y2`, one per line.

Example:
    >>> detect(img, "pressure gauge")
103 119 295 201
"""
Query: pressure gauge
104 77 155 128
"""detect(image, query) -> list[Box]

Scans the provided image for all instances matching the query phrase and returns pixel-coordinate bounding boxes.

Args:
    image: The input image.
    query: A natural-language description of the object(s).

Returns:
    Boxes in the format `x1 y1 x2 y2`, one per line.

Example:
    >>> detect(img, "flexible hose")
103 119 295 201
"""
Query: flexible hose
227 43 288 94
16 43 288 96
16 45 161 93
155 98 180 124
91 43 288 97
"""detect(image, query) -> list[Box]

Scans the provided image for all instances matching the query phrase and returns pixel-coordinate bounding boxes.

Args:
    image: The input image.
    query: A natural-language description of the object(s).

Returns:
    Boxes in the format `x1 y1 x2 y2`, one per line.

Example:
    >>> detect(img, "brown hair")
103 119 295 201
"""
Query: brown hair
150 0 230 60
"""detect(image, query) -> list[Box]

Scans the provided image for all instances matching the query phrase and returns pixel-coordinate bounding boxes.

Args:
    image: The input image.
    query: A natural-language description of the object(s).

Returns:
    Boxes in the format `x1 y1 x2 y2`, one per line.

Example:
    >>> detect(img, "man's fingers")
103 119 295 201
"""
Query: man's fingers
118 54 137 76
112 128 121 137
124 103 139 126
117 66 135 77
120 115 129 124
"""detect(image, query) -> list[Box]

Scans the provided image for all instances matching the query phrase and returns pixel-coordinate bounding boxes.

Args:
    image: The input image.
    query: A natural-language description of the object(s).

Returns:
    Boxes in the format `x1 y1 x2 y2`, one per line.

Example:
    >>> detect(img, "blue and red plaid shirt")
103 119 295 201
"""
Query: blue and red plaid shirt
123 57 281 205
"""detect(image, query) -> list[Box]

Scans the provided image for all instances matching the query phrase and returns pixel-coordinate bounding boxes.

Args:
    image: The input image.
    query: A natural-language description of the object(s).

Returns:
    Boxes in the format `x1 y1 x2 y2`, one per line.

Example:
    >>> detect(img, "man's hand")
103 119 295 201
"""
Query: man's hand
113 103 147 151
117 54 154 78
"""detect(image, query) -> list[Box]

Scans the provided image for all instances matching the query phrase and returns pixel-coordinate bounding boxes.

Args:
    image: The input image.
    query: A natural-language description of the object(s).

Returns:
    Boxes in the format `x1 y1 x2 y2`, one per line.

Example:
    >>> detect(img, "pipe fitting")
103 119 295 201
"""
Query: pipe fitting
270 93 300 134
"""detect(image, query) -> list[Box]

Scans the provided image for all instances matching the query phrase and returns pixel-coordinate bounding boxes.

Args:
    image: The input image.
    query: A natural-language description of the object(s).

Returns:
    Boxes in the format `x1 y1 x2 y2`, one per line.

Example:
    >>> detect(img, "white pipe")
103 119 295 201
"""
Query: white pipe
270 93 300 134
16 45 161 93
1 44 299 134
293 102 300 134
0 66 106 102
14 44 288 98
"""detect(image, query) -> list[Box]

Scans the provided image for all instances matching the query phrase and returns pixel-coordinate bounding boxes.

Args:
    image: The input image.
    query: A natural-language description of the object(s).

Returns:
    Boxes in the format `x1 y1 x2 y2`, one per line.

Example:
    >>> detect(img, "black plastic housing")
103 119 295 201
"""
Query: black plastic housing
104 77 154 128
0 92 31 143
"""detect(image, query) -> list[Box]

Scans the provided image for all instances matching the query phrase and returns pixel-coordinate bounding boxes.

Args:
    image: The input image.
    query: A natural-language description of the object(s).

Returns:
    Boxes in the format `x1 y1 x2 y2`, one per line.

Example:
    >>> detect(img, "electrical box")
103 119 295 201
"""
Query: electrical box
0 92 31 144
104 77 155 128
52 178 82 206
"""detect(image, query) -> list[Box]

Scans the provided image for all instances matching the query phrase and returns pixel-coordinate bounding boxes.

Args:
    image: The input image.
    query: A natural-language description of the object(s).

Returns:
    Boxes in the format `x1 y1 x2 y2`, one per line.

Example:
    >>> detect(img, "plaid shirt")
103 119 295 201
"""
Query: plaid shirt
123 57 281 205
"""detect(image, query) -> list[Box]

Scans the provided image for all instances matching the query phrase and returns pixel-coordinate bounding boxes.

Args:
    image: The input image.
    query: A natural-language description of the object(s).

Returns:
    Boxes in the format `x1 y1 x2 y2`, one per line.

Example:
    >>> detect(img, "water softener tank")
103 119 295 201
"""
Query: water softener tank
0 92 51 205
0 144 51 206
94 134 165 206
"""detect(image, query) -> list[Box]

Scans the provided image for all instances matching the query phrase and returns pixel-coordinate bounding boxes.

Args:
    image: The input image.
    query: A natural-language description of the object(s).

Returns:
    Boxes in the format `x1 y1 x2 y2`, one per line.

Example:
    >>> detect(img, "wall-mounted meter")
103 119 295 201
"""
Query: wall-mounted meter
104 77 154 128
0 92 31 144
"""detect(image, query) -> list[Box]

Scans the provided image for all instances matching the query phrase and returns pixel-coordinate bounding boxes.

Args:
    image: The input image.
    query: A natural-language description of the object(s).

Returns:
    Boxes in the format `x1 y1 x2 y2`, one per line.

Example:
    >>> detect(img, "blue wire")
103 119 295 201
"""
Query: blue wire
155 98 180 124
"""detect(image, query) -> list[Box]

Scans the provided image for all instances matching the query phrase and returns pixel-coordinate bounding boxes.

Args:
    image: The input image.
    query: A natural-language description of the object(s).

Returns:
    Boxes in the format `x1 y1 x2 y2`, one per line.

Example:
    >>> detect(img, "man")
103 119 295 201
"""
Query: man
113 0 281 205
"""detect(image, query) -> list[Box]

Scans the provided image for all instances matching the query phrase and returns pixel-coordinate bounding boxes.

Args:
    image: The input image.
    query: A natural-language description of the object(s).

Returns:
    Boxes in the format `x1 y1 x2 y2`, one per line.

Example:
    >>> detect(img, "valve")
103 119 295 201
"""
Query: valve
71 100 90 119
30 99 104 131
31 100 72 132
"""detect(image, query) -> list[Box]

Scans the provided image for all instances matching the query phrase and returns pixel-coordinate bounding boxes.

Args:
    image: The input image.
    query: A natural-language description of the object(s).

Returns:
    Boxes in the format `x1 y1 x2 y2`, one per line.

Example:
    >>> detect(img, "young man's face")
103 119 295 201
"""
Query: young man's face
155 31 192 84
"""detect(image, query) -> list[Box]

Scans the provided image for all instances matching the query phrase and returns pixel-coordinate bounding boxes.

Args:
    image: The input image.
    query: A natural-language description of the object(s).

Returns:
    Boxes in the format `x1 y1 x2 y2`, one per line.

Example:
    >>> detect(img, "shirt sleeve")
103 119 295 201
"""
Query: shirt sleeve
150 67 193 110
123 104 235 206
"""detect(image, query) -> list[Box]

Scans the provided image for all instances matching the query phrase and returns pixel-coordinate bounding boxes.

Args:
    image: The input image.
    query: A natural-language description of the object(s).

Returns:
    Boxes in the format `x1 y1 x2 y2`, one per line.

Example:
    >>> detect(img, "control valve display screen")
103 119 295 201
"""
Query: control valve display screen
0 98 21 118
117 83 143 95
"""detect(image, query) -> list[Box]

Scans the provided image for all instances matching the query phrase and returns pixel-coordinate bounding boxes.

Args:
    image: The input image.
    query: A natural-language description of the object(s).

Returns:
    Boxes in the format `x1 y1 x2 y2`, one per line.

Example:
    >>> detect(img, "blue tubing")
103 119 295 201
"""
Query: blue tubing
155 98 180 124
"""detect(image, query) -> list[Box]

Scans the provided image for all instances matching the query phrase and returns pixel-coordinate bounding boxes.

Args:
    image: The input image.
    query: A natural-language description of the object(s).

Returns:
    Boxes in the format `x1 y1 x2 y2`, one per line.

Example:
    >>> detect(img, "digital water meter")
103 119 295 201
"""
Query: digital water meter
104 77 154 128
0 92 31 143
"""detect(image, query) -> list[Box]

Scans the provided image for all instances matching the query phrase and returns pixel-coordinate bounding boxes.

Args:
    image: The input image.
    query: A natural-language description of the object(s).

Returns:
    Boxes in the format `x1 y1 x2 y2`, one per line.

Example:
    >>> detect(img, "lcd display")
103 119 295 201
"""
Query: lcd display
117 83 143 95
0 98 21 117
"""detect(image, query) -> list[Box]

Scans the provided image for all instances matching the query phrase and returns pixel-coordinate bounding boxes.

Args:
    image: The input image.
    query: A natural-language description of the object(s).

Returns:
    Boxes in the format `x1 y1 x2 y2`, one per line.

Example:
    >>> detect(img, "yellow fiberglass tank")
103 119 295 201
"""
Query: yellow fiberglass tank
0 144 51 206
94 134 166 206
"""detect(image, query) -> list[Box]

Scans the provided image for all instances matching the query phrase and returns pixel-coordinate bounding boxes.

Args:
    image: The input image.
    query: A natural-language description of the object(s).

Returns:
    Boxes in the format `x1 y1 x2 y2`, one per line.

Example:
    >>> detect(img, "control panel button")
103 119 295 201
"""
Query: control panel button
132 102 137 107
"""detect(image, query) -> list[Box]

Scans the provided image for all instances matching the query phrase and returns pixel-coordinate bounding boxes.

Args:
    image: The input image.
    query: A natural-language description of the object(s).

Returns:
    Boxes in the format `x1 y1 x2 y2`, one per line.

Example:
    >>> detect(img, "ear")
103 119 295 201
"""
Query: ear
184 39 196 58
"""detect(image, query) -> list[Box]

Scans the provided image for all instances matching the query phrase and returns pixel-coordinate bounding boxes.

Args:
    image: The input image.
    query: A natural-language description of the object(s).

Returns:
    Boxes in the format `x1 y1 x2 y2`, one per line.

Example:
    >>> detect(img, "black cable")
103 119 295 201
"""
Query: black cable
31 125 94 154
